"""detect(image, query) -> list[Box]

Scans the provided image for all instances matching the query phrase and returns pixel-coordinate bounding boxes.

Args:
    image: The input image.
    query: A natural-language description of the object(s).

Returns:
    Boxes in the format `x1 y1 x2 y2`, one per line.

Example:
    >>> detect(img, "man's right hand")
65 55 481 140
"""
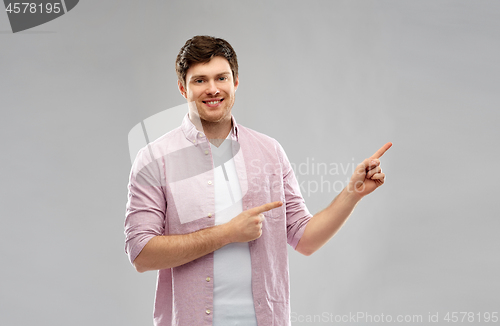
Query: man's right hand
226 201 283 243
133 201 283 272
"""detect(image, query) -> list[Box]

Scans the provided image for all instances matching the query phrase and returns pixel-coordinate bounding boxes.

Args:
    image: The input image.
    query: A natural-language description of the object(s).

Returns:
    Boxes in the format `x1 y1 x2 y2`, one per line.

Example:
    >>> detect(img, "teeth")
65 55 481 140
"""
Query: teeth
206 100 220 105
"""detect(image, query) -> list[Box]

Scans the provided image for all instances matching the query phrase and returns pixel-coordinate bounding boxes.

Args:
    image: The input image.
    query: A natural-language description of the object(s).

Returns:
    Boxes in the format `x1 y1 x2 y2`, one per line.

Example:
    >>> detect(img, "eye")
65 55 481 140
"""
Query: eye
218 76 228 81
194 79 204 83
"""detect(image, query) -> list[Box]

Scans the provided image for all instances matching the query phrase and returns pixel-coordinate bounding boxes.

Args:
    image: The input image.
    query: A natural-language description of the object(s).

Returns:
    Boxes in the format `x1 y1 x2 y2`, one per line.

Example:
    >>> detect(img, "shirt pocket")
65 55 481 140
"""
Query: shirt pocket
256 174 285 218
168 169 212 224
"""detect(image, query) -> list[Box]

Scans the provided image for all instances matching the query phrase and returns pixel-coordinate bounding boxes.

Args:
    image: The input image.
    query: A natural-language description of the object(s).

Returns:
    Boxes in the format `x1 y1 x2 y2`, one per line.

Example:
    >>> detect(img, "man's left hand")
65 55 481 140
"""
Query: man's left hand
347 142 392 198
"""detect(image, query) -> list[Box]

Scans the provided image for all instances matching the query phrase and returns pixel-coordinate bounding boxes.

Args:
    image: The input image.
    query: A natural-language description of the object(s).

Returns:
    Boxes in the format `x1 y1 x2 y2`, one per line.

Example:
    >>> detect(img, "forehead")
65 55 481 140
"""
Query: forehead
186 56 232 79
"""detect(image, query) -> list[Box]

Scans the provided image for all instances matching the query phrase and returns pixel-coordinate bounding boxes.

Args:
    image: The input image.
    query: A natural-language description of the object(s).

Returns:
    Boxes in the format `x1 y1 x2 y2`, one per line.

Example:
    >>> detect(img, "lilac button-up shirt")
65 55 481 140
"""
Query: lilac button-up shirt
125 114 312 326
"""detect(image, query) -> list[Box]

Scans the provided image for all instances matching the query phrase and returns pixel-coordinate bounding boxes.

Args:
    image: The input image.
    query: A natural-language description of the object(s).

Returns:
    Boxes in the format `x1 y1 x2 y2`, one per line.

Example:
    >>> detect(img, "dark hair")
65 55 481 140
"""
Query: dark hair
176 35 238 87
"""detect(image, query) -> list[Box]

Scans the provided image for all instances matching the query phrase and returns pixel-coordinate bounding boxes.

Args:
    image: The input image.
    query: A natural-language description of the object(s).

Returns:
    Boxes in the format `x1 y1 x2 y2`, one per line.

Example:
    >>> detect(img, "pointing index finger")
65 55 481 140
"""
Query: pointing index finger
371 142 393 159
250 201 283 215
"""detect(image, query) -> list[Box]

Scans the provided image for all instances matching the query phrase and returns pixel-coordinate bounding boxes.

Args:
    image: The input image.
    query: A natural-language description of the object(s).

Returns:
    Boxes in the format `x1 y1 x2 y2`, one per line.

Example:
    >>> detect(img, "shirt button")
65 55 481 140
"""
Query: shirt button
206 277 211 282
192 139 196 144
198 132 204 138
207 213 212 218
204 150 209 155
206 309 211 315
208 180 212 185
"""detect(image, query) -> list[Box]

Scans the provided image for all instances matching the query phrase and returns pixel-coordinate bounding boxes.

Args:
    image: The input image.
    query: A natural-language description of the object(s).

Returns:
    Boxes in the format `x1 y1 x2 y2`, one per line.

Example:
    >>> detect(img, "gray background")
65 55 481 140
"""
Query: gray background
1 1 499 325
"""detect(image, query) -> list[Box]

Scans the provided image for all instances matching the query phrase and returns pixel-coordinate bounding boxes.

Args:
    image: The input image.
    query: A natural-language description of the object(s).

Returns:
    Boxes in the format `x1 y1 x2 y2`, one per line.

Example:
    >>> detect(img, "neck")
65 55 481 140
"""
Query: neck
201 118 231 139
204 119 231 147
189 113 232 147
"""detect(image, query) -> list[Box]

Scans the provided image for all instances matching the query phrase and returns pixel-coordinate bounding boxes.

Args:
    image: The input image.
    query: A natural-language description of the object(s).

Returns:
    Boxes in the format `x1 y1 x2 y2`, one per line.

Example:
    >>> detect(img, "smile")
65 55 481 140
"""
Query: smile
202 98 224 107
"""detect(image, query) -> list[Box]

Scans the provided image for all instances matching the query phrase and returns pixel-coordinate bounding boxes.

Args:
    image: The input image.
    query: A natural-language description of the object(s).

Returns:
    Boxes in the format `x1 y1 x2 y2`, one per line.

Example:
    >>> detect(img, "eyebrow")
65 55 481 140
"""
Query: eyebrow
189 72 232 80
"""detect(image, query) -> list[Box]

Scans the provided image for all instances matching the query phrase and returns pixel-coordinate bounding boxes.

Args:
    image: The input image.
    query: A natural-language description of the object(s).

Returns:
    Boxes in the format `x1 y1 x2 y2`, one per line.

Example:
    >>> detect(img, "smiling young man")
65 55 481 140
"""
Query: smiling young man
125 35 391 326
179 55 238 147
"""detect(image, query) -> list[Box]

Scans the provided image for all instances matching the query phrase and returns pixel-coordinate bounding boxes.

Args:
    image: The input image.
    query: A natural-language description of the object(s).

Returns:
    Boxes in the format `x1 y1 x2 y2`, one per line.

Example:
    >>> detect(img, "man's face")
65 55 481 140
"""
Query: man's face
179 56 239 125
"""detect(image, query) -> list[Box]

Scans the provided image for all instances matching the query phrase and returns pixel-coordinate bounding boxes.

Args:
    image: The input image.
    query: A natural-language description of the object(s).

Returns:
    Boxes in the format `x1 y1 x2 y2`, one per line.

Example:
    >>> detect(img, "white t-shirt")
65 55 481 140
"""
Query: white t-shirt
211 132 257 326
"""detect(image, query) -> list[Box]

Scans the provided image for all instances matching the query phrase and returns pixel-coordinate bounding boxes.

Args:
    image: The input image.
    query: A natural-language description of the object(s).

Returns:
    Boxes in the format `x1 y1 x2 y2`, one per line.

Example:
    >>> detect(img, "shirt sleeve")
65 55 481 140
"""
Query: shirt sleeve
276 142 313 249
124 145 166 264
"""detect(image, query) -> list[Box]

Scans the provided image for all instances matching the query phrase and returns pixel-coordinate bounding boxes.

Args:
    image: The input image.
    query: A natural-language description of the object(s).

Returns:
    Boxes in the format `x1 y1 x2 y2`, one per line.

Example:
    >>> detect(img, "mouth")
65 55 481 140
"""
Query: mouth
202 98 224 107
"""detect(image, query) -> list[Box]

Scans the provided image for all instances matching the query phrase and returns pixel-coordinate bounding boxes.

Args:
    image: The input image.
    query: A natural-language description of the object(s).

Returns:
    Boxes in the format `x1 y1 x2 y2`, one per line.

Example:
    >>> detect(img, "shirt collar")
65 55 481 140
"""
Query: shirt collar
181 113 239 145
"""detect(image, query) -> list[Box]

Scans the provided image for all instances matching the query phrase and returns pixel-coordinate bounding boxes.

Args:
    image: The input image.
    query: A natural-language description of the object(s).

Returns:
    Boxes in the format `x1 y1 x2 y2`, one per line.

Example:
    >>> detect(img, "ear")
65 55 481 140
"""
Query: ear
178 80 187 99
234 75 239 92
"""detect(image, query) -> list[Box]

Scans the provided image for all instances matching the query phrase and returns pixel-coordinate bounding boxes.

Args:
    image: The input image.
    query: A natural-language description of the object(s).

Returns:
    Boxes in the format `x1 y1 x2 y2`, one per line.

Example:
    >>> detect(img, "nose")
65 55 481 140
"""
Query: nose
205 80 220 95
